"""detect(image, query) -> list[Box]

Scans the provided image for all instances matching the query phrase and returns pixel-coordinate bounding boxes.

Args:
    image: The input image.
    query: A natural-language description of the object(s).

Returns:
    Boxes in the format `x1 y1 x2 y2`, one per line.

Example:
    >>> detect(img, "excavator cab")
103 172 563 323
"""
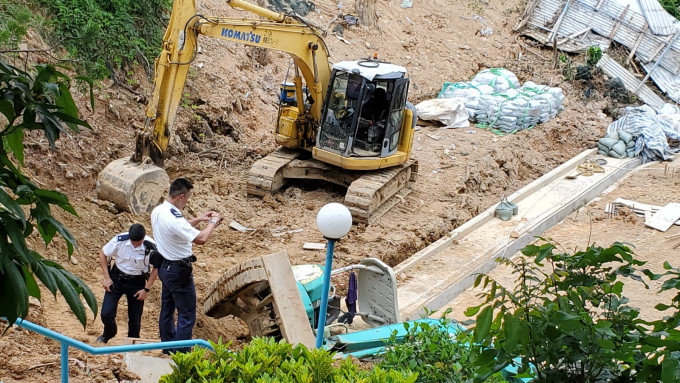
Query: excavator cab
317 61 410 159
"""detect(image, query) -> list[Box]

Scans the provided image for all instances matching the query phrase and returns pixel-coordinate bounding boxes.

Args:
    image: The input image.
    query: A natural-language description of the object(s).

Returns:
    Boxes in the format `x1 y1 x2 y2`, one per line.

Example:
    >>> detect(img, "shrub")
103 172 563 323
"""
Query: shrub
38 0 172 79
380 310 510 382
466 240 650 382
0 0 33 50
0 60 97 327
160 337 418 383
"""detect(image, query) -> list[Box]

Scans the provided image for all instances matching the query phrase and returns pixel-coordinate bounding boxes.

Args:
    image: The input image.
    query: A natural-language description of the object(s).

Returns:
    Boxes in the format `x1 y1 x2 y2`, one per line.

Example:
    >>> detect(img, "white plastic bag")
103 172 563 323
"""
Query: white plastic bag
415 98 470 128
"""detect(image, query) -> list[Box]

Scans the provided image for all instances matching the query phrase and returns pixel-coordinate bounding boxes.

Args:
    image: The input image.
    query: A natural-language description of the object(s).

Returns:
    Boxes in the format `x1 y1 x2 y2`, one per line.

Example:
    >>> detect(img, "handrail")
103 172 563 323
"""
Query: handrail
4 318 214 382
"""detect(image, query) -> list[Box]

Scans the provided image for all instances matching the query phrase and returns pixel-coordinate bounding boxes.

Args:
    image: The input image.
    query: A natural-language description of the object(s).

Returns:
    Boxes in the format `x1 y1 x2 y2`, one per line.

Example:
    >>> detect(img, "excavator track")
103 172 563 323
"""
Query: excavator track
203 256 283 339
345 161 419 224
203 251 316 346
247 148 302 197
247 148 418 224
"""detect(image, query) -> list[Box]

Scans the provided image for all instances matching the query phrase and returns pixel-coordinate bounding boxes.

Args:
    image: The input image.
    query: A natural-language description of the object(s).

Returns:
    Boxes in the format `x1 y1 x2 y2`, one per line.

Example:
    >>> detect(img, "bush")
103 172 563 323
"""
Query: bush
465 240 668 382
380 311 510 382
0 60 97 327
38 0 172 78
160 337 418 383
0 0 33 50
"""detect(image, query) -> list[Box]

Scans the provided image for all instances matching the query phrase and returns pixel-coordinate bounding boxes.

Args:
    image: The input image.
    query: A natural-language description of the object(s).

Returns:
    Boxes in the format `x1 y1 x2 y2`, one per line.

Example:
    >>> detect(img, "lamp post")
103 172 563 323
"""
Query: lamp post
315 202 352 349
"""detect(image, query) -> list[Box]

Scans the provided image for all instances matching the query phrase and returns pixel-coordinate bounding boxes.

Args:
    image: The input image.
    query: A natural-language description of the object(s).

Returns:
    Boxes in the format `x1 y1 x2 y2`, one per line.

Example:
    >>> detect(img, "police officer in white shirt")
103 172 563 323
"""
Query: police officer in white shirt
151 178 221 353
97 223 158 343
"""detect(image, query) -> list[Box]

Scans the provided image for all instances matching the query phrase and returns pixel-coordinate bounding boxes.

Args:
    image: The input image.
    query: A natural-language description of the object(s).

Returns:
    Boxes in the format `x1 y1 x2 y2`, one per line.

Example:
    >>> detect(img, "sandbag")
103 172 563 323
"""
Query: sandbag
599 137 619 149
472 68 520 92
610 140 626 157
618 130 633 144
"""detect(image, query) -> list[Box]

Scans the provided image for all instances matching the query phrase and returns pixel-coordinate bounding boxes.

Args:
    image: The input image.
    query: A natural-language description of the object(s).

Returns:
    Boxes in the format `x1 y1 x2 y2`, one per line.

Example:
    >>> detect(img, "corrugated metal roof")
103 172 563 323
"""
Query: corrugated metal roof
596 54 665 109
520 0 680 106
638 0 677 36
644 63 680 102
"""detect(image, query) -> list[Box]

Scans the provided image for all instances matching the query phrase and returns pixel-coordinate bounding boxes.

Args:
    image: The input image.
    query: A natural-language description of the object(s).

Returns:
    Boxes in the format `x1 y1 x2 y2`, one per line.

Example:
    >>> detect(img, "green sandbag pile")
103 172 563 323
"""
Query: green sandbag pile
598 131 635 158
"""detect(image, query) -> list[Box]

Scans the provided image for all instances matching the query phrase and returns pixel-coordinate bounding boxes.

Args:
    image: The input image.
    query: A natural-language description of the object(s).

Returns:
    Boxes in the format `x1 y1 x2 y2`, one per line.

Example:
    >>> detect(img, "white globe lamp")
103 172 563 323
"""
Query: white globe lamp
315 202 352 348
316 203 352 240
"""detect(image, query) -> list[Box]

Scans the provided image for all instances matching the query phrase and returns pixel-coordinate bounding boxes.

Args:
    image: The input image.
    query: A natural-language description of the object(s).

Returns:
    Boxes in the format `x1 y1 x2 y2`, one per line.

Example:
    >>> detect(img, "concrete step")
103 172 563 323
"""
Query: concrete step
121 338 173 382
124 353 173 382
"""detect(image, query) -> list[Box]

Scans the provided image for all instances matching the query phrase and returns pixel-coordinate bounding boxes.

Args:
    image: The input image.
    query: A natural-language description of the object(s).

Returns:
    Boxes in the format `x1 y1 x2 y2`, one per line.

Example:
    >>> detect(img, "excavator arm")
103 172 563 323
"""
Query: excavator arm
135 0 331 165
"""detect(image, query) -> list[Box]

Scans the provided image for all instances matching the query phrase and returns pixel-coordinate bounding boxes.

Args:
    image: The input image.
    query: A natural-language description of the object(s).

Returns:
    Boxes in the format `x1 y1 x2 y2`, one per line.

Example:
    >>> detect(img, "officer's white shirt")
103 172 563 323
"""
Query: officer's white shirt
151 200 200 261
102 233 155 276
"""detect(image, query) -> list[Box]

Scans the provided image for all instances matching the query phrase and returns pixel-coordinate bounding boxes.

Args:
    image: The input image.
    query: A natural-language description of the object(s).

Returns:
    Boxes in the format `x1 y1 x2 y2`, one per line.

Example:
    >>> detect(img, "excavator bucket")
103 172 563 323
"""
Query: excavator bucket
96 157 169 214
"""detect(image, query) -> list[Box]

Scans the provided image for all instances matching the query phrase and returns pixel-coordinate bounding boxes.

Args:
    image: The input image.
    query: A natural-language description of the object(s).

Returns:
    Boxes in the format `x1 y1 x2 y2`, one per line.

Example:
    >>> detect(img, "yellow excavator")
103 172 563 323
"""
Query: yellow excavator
97 0 418 223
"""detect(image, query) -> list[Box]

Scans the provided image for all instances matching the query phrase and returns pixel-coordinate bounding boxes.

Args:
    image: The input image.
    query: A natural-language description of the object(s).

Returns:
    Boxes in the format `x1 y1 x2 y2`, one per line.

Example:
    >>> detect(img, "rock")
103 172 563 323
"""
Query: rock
197 262 207 268
70 256 79 265
28 296 42 309
365 42 371 49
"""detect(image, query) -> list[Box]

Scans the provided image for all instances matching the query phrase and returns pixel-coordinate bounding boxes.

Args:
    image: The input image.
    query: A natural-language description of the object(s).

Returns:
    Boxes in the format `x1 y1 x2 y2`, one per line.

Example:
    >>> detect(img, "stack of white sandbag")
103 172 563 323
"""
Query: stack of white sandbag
438 82 494 120
438 69 565 133
471 68 520 92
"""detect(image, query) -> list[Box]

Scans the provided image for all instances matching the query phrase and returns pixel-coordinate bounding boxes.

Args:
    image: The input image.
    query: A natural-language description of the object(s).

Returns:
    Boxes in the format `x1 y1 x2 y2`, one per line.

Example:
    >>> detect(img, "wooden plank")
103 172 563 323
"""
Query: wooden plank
261 251 316 349
647 34 674 64
645 203 680 232
608 5 630 40
627 24 648 65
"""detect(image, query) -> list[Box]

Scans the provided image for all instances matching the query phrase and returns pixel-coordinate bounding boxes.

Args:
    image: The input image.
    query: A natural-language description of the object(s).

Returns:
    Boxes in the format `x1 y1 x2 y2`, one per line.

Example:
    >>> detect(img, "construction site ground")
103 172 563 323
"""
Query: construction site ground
1 0 675 380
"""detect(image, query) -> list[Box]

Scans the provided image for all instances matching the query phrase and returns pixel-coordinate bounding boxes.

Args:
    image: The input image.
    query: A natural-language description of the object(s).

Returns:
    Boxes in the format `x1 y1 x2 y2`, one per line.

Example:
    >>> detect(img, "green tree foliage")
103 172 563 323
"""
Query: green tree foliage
659 0 680 18
0 60 97 327
463 239 680 382
0 0 33 50
39 0 172 78
160 337 418 382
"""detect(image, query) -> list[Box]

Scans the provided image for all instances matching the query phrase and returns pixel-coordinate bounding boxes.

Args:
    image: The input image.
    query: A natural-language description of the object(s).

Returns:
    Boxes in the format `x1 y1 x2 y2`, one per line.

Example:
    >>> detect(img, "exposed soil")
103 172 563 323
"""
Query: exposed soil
0 0 631 380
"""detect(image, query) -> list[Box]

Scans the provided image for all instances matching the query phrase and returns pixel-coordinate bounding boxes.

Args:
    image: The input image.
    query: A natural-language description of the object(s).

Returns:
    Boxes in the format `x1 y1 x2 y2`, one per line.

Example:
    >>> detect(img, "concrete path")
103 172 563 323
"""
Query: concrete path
396 150 639 320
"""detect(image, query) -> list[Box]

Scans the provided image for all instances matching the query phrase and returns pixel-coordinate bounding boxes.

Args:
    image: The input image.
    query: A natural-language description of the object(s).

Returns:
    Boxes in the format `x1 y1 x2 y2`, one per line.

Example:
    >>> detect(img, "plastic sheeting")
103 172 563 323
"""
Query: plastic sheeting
606 105 680 163
415 98 470 128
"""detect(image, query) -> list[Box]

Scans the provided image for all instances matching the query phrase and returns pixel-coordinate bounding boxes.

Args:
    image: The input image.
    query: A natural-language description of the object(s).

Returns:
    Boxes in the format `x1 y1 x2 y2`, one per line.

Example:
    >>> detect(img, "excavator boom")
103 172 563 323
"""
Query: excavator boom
97 0 331 213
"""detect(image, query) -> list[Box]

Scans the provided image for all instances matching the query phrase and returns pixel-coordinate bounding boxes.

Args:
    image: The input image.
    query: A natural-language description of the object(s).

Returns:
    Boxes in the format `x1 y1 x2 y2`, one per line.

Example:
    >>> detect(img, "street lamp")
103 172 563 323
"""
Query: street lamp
315 202 352 348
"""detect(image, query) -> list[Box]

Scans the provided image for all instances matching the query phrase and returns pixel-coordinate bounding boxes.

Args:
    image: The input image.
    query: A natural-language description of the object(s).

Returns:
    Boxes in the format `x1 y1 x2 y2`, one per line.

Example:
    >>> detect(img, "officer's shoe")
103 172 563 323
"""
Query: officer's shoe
96 335 109 344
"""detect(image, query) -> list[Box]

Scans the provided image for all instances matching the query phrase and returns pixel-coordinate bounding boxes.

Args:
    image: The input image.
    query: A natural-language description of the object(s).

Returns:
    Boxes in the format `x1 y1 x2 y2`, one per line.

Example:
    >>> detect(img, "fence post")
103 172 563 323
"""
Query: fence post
61 343 69 382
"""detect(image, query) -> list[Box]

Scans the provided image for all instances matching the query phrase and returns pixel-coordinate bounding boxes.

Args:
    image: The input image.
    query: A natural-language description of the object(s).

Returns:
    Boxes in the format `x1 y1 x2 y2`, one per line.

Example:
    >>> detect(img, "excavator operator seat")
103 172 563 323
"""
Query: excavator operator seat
356 258 400 327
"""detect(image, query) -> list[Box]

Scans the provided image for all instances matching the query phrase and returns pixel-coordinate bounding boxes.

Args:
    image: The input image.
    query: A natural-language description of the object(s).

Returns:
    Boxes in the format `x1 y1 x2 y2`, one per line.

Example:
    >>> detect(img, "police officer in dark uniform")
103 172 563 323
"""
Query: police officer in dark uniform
97 223 158 343
151 178 221 353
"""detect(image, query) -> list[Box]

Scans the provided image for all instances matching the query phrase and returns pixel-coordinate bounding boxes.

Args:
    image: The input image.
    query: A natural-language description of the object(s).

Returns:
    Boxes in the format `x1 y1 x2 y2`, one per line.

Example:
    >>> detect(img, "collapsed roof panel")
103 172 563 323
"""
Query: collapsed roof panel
638 0 677 36
517 0 680 104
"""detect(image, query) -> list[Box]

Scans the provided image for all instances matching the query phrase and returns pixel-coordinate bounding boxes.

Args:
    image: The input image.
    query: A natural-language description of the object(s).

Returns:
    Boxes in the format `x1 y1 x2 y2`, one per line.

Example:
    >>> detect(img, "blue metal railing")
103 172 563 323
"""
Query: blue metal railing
6 318 214 382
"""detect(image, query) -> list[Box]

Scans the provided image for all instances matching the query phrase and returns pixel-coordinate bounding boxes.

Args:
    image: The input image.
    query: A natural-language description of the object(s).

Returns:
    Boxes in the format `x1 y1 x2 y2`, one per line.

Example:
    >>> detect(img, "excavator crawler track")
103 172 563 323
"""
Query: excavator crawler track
247 148 418 224
204 251 316 346
203 257 283 340
345 161 418 224
247 148 302 197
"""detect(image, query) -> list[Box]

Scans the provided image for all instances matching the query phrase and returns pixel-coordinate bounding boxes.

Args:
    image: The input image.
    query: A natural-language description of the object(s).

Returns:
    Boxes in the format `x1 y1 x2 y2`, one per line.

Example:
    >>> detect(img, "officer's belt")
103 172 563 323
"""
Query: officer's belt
111 264 145 281
162 255 196 267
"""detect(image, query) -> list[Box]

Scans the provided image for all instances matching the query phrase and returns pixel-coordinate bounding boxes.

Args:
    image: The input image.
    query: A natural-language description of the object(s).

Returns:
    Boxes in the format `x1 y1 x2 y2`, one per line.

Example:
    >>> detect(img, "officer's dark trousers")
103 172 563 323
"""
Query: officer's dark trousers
100 267 145 340
158 259 196 353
